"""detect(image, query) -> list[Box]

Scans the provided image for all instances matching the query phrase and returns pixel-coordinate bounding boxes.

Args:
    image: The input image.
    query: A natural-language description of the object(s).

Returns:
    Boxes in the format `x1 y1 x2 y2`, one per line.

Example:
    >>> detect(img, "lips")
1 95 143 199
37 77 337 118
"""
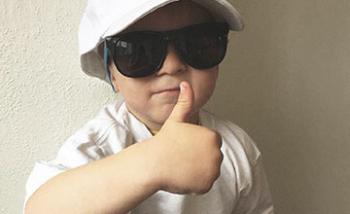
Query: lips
155 87 180 94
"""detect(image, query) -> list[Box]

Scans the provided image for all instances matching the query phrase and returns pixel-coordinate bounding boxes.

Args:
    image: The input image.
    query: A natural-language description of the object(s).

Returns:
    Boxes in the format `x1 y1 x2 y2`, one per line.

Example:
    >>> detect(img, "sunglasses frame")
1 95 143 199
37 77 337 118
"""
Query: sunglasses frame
104 22 229 78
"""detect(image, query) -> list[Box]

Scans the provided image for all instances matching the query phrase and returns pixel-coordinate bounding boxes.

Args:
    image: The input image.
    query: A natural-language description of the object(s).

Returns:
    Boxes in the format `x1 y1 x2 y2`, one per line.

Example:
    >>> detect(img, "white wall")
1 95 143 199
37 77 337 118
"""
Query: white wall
0 0 115 213
1 0 349 213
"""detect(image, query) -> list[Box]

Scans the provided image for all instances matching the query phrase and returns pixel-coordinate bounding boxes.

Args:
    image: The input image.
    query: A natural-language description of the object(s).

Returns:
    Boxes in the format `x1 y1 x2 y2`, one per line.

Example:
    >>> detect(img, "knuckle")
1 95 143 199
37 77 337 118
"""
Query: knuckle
196 166 220 194
219 151 224 162
216 150 224 163
211 161 221 179
214 131 222 146
214 164 222 179
207 130 222 146
198 181 214 194
212 149 223 164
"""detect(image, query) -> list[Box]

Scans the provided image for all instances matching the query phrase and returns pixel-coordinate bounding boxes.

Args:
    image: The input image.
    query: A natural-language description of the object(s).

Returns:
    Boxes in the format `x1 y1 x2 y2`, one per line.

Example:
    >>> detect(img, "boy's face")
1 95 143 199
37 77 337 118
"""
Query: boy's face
110 1 220 131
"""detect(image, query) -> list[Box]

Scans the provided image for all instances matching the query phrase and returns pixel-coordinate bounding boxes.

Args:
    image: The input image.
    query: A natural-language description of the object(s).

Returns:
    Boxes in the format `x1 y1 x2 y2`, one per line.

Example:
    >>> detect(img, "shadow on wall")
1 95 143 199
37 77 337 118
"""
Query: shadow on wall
206 0 350 213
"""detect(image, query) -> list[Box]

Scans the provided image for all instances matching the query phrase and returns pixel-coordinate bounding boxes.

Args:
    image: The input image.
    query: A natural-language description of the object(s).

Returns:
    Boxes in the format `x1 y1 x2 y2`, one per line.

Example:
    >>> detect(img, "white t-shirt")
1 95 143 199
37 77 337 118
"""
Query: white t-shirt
24 101 274 214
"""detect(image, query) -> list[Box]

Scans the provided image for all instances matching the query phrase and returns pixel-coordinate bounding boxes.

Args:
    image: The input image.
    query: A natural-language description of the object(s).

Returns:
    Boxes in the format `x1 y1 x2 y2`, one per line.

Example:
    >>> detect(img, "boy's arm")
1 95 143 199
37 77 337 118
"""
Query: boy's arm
25 82 223 214
25 140 160 214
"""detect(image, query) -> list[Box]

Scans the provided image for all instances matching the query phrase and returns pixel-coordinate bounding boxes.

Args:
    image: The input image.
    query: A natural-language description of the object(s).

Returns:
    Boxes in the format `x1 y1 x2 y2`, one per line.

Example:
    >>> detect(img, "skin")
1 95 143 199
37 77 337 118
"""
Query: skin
25 1 224 214
110 1 220 132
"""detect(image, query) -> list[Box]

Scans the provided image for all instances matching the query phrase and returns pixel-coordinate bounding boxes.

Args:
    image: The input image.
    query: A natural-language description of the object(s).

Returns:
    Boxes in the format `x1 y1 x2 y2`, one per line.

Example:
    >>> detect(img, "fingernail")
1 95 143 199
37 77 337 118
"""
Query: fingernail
180 82 186 92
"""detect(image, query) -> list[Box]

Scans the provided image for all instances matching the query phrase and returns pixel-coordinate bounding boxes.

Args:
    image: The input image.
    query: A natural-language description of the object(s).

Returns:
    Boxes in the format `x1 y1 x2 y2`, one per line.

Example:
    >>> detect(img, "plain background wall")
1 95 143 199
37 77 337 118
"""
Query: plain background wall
1 0 349 213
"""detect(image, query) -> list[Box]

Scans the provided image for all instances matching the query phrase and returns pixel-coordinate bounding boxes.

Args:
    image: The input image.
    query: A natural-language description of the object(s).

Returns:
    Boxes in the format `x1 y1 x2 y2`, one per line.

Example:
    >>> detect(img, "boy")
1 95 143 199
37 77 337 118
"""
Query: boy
24 0 274 213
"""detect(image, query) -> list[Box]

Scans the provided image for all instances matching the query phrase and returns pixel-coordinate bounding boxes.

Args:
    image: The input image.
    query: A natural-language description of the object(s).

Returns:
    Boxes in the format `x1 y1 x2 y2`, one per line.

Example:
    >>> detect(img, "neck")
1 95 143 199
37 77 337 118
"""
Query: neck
147 113 200 135
127 107 200 135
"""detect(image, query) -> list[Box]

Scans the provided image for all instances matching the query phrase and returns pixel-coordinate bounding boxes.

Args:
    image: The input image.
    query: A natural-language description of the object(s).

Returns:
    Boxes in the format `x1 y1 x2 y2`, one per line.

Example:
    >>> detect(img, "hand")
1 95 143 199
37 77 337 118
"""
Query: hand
149 81 223 194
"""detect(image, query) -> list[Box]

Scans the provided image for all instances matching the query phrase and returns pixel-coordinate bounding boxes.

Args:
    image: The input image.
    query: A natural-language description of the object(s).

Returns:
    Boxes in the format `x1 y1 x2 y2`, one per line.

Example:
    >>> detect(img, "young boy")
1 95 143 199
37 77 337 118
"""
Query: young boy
24 0 274 213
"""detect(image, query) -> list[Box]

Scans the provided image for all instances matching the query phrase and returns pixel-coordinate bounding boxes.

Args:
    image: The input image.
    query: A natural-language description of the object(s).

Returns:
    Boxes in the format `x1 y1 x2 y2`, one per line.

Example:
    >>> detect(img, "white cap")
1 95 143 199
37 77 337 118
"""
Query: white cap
79 0 244 83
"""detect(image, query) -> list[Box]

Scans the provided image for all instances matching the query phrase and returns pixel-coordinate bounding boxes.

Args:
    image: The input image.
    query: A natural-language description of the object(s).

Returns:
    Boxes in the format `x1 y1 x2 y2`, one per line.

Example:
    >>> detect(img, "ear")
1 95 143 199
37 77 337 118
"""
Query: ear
110 67 120 92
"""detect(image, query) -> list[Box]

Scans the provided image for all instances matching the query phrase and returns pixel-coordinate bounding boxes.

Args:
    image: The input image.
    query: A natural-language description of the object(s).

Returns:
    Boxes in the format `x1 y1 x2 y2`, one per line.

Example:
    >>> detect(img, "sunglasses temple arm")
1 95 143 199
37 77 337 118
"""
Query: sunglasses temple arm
104 42 117 93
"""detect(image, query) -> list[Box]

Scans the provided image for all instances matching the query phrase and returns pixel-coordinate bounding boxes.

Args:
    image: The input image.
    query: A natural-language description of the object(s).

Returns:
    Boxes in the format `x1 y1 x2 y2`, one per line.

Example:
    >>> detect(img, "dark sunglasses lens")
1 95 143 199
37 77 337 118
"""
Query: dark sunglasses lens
180 27 228 69
112 34 163 77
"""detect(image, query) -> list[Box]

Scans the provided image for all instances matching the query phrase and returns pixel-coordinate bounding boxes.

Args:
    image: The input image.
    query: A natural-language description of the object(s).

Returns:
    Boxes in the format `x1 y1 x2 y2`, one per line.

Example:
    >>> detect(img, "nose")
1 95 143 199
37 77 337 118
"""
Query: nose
156 44 187 76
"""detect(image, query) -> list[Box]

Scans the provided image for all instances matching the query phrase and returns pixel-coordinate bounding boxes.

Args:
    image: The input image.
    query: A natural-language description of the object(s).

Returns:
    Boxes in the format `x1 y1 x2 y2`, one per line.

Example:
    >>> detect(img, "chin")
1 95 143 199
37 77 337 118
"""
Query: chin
151 106 174 124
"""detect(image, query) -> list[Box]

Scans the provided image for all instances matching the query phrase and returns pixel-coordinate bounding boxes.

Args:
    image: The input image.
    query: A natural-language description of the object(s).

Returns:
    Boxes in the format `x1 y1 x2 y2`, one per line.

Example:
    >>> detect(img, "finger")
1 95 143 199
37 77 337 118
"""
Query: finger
167 81 194 123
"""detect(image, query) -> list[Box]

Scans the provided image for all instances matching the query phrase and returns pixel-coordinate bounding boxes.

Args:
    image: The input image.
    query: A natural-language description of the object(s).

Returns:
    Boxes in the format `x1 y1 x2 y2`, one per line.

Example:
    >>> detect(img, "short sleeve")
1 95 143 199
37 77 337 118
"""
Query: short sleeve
23 102 132 212
24 161 68 204
199 109 275 214
23 131 106 208
232 156 274 214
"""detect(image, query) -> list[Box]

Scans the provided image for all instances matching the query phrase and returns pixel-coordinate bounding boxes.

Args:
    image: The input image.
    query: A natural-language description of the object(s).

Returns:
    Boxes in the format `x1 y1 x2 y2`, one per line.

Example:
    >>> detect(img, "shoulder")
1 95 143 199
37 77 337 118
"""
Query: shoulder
56 101 132 166
199 109 261 166
24 101 132 206
68 101 128 144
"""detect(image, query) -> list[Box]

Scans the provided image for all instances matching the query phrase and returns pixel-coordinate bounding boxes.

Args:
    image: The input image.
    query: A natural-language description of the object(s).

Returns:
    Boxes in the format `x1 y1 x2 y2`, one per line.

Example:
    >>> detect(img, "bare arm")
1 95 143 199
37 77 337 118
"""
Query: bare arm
25 81 223 214
25 140 160 214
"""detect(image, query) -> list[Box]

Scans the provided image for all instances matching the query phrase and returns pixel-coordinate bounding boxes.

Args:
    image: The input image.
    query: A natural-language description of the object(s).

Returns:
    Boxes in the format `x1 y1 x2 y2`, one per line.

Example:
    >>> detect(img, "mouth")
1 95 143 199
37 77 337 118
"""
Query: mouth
154 87 180 94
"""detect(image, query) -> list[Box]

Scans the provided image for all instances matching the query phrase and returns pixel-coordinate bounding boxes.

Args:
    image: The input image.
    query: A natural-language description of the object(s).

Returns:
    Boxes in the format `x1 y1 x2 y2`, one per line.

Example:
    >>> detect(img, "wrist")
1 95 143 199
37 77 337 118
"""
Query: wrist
134 138 163 193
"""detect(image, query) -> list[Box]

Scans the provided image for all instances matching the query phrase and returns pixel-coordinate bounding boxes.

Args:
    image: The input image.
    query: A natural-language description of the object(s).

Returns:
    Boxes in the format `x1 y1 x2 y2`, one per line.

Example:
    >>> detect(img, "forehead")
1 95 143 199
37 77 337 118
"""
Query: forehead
125 1 215 32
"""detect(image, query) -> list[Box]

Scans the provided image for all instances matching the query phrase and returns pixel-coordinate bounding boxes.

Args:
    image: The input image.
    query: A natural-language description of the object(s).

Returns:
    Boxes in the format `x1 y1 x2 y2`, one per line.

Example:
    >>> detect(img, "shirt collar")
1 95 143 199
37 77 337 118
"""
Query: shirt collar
120 102 153 143
120 102 209 143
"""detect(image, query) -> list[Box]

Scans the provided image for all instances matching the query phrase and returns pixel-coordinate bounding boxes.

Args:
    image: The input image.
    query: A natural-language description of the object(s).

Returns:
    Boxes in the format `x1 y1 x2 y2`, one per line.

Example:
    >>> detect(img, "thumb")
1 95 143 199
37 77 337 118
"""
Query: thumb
167 81 194 123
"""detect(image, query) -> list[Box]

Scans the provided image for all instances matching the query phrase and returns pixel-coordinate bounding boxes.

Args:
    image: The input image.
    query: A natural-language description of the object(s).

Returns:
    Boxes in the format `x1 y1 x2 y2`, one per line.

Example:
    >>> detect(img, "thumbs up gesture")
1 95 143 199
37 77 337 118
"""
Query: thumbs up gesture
149 81 223 194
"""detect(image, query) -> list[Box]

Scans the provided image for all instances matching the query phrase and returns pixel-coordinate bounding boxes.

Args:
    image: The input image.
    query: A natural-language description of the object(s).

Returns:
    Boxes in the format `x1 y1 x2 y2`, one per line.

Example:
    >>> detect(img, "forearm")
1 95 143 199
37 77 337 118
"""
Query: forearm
25 140 160 214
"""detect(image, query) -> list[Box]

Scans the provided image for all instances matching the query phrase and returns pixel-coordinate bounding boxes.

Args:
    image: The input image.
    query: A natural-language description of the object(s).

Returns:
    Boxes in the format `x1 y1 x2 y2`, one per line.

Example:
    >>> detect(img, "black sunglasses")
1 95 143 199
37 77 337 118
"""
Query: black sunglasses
104 22 229 78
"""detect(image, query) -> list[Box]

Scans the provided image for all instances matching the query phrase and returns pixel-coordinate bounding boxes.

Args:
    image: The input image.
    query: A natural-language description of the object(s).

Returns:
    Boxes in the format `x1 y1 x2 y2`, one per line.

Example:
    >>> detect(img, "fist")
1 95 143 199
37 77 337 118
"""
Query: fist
149 81 223 195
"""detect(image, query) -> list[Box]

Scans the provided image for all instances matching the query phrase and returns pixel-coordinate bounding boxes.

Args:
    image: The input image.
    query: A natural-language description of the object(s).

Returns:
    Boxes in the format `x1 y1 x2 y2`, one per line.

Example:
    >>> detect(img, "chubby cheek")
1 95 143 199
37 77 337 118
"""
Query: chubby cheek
128 92 176 125
124 90 150 110
111 70 154 117
191 68 219 111
120 83 153 113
